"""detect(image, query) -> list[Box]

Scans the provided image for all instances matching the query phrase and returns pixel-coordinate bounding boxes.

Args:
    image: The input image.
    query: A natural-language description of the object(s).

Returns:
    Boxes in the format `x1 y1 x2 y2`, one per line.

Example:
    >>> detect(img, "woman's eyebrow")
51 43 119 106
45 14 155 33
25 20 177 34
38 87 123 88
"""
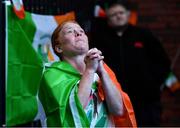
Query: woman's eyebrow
63 26 82 31
63 26 73 30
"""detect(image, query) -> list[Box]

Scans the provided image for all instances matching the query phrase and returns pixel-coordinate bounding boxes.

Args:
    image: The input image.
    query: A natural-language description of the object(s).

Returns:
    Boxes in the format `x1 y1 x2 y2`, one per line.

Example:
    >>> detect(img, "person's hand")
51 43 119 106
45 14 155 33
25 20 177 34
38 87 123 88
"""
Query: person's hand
84 48 104 73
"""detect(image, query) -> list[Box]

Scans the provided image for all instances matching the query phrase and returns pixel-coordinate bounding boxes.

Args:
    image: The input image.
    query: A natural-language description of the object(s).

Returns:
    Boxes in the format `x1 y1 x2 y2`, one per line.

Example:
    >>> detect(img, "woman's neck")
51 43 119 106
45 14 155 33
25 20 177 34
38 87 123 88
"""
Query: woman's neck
63 55 86 74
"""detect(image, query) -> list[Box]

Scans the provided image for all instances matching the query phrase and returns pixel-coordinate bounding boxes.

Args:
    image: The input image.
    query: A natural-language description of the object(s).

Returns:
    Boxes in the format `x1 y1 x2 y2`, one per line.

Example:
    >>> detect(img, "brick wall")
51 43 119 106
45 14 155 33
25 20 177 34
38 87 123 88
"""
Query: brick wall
129 0 180 126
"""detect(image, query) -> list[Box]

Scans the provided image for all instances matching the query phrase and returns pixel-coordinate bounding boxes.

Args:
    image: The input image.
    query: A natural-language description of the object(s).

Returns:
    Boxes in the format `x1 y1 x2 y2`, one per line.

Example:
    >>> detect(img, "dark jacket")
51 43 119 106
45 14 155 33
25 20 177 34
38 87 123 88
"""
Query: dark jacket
91 19 171 106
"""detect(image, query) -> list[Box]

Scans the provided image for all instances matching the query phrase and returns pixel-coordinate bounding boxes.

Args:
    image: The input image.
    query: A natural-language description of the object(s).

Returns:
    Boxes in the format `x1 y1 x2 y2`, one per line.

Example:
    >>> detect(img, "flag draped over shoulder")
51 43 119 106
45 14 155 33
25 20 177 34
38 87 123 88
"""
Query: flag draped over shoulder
39 61 82 126
6 3 75 126
38 61 137 127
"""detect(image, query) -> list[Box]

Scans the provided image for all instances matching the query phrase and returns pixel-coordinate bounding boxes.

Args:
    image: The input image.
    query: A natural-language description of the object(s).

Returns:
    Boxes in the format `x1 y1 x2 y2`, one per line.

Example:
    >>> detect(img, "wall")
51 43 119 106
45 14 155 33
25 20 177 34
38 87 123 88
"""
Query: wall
129 0 180 126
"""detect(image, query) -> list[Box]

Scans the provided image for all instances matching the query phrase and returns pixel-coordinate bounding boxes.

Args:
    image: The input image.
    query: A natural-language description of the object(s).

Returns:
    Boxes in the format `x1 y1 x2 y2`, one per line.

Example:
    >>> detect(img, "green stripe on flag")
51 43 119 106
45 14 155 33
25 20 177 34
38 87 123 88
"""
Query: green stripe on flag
6 6 43 126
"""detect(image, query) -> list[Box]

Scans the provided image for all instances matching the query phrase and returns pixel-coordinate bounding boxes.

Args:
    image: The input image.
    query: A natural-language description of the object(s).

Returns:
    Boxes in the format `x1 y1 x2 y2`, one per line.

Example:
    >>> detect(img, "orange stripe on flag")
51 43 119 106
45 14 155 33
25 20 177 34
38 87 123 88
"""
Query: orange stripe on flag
13 5 25 19
97 63 137 127
48 50 55 62
54 11 76 25
129 11 138 25
169 81 180 92
12 0 25 19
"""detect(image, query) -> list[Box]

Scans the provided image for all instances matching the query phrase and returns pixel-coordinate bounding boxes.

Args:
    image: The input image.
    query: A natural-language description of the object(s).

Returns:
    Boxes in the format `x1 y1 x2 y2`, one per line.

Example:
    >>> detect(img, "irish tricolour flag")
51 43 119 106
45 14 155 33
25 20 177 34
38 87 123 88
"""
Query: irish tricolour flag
6 1 75 126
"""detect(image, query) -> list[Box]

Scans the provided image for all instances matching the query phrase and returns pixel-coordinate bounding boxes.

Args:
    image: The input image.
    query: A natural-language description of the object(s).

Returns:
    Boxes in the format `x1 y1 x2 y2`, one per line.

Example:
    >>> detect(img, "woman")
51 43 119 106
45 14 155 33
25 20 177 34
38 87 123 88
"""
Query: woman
39 21 136 127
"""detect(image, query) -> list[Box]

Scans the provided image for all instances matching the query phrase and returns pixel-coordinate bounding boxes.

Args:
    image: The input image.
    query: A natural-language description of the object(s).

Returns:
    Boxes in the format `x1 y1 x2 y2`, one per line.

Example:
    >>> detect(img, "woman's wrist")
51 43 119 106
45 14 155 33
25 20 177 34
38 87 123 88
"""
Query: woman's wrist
97 61 106 76
97 67 106 77
84 68 96 74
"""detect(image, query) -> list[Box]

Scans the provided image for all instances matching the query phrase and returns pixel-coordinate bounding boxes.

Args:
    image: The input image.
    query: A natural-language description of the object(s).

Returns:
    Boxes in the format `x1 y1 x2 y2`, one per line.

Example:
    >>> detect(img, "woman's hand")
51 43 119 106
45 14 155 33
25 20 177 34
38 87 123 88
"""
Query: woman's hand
84 48 104 73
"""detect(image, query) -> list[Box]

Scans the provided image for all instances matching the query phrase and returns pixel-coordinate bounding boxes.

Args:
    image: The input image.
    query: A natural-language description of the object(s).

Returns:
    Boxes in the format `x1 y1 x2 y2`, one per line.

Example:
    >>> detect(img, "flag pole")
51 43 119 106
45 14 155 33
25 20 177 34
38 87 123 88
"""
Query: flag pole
0 0 6 126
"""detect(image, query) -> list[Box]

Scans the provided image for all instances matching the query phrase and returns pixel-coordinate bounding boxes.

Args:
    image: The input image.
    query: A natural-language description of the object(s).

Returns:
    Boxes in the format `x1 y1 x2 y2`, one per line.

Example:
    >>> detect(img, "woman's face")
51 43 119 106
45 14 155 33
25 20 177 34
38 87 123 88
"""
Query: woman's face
58 22 89 57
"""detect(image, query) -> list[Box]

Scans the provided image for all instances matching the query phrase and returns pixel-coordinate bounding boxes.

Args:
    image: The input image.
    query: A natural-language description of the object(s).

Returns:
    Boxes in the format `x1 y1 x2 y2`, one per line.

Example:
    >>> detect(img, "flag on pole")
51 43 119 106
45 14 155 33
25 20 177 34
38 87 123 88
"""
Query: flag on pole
6 2 75 126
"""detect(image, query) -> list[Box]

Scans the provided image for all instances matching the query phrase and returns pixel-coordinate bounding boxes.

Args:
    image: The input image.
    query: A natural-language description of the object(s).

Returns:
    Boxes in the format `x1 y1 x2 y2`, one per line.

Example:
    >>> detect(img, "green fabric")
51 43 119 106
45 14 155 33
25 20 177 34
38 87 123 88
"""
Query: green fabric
39 61 90 127
39 61 114 127
83 84 110 127
6 6 43 126
95 102 109 127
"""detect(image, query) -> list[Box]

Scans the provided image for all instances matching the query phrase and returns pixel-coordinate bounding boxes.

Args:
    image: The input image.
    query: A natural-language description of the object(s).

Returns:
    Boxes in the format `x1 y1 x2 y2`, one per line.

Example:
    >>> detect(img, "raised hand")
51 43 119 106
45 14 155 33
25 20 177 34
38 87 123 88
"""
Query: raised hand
84 48 104 73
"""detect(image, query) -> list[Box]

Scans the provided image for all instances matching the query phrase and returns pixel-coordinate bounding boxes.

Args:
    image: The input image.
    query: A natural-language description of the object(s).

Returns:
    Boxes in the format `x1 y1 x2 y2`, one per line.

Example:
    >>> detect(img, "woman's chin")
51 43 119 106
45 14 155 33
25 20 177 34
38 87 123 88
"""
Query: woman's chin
77 48 88 54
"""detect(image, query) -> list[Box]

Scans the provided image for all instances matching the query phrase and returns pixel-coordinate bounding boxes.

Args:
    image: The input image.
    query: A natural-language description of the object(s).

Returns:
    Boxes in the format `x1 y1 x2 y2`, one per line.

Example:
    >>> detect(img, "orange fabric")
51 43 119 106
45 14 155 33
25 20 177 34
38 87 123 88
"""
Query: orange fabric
98 63 137 127
54 11 75 25
48 49 55 61
128 11 138 25
169 81 180 92
98 8 106 18
13 6 25 19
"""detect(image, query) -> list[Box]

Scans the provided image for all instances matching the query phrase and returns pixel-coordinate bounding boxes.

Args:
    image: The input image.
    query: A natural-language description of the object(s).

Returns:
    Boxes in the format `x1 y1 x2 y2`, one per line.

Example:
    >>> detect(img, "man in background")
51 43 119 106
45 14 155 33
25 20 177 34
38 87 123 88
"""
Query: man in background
91 0 171 126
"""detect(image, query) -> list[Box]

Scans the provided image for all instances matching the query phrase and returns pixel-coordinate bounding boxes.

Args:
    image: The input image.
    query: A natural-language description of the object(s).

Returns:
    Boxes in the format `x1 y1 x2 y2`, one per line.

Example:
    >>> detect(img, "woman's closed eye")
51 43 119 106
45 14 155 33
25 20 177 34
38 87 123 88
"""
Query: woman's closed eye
80 29 85 34
64 28 85 35
66 30 73 33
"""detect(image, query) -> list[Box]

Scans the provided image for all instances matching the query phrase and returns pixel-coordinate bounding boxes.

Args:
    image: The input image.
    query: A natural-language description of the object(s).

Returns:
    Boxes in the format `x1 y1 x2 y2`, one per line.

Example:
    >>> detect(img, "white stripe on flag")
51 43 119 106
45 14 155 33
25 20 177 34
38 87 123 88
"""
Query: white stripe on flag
31 14 59 62
5 1 10 92
69 82 83 127
12 0 23 10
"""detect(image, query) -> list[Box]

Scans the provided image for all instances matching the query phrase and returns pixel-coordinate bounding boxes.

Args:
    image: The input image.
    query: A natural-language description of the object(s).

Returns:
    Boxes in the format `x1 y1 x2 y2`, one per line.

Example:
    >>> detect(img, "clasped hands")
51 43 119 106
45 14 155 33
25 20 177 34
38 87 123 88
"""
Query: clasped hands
84 48 105 75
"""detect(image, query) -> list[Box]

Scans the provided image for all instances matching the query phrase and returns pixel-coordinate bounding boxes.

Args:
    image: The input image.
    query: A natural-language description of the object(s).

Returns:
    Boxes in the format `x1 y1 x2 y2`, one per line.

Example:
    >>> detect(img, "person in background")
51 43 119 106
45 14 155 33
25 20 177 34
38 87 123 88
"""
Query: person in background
38 21 136 127
91 1 171 126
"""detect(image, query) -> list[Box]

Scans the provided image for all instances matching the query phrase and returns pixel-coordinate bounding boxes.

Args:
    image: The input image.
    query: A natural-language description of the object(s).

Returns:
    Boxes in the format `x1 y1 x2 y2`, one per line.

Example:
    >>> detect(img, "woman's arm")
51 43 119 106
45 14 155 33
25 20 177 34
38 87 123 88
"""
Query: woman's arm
78 69 95 107
98 61 124 116
78 48 103 107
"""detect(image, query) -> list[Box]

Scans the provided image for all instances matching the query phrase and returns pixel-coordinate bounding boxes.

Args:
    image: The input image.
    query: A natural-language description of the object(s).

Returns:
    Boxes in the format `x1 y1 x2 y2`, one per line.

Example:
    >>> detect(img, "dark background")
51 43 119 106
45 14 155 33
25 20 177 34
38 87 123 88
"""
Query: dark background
1 0 180 126
130 0 180 125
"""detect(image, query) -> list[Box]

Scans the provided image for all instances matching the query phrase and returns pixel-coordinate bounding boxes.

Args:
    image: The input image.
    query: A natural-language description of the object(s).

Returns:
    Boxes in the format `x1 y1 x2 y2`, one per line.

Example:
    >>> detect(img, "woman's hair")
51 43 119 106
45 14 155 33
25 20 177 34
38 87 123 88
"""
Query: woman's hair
51 20 78 59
